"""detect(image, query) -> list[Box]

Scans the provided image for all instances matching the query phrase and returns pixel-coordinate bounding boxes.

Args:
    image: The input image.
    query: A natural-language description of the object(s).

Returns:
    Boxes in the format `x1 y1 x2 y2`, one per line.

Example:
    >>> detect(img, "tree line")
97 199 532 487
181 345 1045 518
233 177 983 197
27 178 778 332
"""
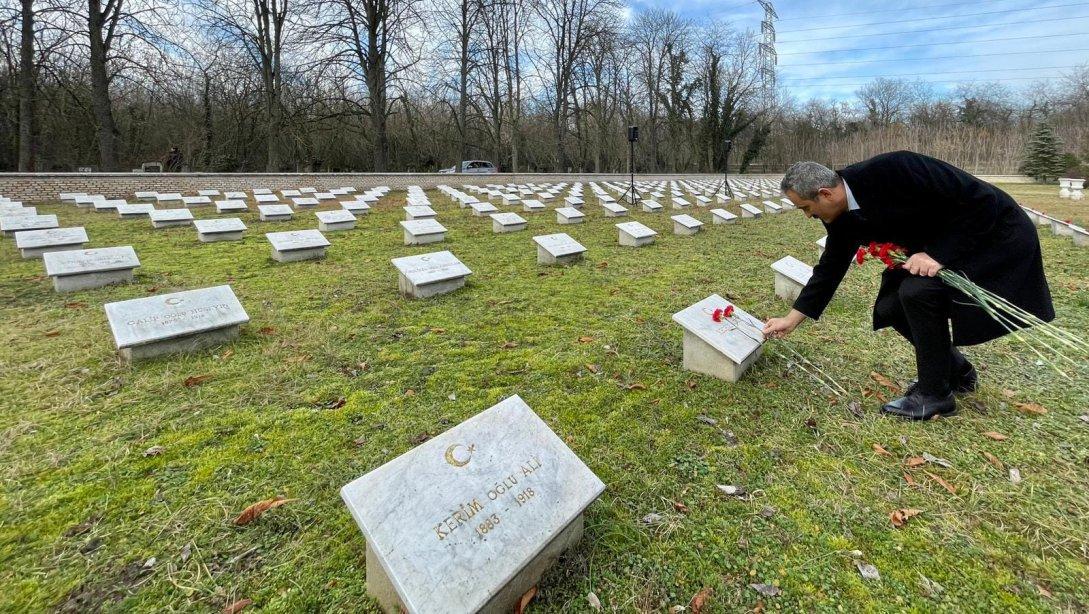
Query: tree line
0 0 1086 175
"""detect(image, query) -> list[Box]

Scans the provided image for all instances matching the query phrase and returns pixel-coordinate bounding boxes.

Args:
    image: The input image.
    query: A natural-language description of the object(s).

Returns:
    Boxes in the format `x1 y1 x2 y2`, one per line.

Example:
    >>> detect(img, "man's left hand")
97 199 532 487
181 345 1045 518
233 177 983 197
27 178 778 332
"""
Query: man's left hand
904 252 942 277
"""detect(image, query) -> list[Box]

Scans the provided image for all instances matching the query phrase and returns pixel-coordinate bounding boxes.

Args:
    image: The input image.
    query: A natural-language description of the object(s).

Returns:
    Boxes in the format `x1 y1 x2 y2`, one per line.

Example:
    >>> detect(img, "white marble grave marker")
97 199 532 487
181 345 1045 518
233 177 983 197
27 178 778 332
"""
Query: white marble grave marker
672 294 764 383
341 201 371 215
602 202 629 218
405 205 437 220
293 197 320 208
740 203 762 218
1 214 58 236
533 233 586 265
15 227 88 258
771 256 813 302
710 209 737 224
316 209 357 231
491 212 527 234
258 204 294 222
641 200 663 213
340 395 604 614
555 207 585 225
616 221 657 247
194 218 247 242
401 219 447 245
104 285 249 361
266 229 330 262
671 214 703 236
762 200 782 214
117 203 155 219
391 250 472 298
43 246 139 292
470 202 499 217
215 199 249 214
522 199 546 213
149 208 194 228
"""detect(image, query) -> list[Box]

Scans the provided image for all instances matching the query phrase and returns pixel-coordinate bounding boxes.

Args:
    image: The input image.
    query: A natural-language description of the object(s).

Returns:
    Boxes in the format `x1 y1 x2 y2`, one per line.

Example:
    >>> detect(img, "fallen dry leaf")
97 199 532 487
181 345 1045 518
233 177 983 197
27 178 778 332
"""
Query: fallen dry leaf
685 379 698 389
577 336 595 344
44 330 61 337
257 326 275 335
404 389 416 397
184 375 212 388
587 591 602 610
904 456 927 468
234 496 295 526
673 501 689 514
870 371 901 393
922 452 952 468
903 472 918 487
223 598 252 614
143 445 164 457
626 382 647 391
410 432 431 445
431 328 446 334
1009 467 1022 484
1014 402 1047 415
689 586 713 613
857 562 881 581
514 586 537 614
924 471 957 494
982 431 1008 441
220 348 234 360
596 261 608 269
1002 388 1017 399
750 583 781 597
585 363 599 374
890 508 922 528
64 301 88 309
501 341 519 349
983 451 1004 470
872 444 893 458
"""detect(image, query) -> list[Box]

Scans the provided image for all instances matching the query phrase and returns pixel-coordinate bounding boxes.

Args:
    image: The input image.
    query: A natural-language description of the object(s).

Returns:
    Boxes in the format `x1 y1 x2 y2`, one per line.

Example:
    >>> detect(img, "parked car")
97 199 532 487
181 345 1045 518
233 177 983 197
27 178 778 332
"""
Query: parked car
438 160 499 174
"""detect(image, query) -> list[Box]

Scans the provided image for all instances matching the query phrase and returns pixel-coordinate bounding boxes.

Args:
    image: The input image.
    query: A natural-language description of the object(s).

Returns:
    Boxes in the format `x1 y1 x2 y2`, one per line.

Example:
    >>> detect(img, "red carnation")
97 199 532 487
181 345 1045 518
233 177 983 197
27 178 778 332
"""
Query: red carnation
855 247 866 265
868 241 879 256
724 305 735 318
712 308 723 322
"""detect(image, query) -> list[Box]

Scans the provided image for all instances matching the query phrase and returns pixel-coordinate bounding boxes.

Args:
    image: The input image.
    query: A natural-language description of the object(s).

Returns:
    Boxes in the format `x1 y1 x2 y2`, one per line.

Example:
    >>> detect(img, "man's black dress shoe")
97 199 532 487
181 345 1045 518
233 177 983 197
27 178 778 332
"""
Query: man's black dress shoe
904 363 978 397
881 391 957 420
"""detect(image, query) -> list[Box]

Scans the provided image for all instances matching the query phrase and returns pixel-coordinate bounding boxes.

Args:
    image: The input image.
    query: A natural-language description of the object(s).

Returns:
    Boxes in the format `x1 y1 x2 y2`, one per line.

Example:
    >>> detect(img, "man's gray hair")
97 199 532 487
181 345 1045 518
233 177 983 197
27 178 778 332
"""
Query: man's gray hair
781 161 841 200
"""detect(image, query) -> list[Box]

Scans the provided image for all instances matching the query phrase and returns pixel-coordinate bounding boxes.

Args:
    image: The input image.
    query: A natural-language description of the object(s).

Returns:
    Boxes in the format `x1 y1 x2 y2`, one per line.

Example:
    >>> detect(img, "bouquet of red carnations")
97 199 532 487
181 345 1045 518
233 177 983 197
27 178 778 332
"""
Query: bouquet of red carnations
856 242 1089 375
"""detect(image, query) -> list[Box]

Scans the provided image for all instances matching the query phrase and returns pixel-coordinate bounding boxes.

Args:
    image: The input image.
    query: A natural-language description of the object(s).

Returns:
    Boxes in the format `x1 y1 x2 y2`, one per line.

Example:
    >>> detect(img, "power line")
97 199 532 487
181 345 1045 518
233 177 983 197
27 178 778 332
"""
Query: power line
791 76 1067 88
778 14 1089 43
778 32 1089 56
781 65 1080 83
777 0 1026 21
778 2 1089 34
781 48 1089 68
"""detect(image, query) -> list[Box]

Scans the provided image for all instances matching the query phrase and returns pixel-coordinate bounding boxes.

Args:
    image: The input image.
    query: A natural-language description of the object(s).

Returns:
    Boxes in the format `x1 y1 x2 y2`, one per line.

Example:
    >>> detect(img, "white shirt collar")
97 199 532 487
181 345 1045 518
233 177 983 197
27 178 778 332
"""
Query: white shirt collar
844 179 860 211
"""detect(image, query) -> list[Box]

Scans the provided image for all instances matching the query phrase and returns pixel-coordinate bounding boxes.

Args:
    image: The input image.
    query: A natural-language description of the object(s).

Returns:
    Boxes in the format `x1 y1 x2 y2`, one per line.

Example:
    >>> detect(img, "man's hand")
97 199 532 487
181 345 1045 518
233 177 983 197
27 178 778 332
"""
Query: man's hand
762 309 807 339
904 252 943 277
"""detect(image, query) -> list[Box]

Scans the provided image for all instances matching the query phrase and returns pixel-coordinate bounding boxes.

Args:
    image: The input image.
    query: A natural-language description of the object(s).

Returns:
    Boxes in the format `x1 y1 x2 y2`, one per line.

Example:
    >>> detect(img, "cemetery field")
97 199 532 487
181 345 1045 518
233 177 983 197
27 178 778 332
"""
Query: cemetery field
2 185 1089 612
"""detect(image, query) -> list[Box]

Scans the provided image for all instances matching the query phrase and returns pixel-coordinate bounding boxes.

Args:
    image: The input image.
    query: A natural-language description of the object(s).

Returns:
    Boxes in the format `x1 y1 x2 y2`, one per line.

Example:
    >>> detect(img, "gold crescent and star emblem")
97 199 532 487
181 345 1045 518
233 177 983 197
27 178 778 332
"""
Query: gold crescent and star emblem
444 443 476 467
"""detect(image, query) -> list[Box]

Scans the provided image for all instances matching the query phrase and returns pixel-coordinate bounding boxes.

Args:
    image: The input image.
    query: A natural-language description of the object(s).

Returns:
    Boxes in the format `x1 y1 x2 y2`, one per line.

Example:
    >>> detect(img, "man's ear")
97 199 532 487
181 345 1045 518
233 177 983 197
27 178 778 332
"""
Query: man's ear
816 187 833 200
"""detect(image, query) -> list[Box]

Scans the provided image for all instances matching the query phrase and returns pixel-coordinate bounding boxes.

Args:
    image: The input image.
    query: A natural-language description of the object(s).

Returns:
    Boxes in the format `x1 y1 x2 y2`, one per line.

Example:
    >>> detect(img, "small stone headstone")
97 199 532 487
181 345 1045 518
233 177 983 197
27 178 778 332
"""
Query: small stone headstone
266 229 330 262
1 214 58 236
0 204 35 216
215 199 249 213
740 203 762 218
104 284 249 362
671 196 692 209
641 200 663 213
316 209 357 231
149 208 195 228
470 202 499 217
182 196 212 207
224 191 247 200
292 197 320 208
533 233 586 265
490 212 527 233
602 202 629 217
341 201 371 215
391 250 472 298
405 205 437 220
555 207 585 225
254 193 279 204
816 235 827 258
401 219 447 245
671 214 703 236
522 199 545 213
564 196 585 208
616 221 657 247
43 246 140 292
117 203 155 219
194 218 246 242
710 209 737 224
258 204 294 221
15 227 88 259
762 200 782 214
672 294 764 382
771 256 813 302
340 394 604 614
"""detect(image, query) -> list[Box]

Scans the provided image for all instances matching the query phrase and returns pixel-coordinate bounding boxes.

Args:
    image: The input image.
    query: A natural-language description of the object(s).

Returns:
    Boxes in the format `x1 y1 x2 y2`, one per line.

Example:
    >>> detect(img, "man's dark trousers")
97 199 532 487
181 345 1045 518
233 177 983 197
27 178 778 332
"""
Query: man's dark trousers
875 275 969 395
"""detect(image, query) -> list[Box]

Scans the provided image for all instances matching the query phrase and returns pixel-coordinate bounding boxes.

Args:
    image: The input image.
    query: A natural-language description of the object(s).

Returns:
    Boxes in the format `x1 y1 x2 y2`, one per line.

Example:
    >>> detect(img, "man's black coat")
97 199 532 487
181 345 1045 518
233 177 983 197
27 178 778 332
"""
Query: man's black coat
794 150 1054 346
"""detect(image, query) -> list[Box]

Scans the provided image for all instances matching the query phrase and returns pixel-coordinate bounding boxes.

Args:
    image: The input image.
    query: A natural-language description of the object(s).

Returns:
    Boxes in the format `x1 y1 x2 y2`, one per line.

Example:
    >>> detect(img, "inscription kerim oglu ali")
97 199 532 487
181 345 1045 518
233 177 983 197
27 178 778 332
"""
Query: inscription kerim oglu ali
433 456 543 542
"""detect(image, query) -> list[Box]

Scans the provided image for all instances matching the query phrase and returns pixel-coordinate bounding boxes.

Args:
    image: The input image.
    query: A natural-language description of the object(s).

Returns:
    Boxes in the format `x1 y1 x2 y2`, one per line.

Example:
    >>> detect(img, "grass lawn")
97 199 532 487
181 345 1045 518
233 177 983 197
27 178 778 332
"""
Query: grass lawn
1 182 1087 612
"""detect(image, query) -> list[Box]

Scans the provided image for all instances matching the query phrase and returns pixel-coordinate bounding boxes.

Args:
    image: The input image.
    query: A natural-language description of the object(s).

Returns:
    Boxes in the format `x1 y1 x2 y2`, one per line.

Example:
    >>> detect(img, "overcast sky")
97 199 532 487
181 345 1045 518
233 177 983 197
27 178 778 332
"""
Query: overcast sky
627 0 1089 102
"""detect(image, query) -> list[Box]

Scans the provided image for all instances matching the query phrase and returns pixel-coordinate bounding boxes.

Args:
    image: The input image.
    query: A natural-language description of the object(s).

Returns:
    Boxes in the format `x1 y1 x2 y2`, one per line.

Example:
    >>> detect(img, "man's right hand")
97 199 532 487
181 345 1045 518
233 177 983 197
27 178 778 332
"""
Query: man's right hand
762 309 807 339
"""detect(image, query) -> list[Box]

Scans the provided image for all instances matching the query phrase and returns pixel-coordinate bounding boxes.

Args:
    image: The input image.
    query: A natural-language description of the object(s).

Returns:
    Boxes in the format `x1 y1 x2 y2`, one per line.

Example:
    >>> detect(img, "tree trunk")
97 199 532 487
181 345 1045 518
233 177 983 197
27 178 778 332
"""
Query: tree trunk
88 0 119 171
202 74 213 170
18 0 36 171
